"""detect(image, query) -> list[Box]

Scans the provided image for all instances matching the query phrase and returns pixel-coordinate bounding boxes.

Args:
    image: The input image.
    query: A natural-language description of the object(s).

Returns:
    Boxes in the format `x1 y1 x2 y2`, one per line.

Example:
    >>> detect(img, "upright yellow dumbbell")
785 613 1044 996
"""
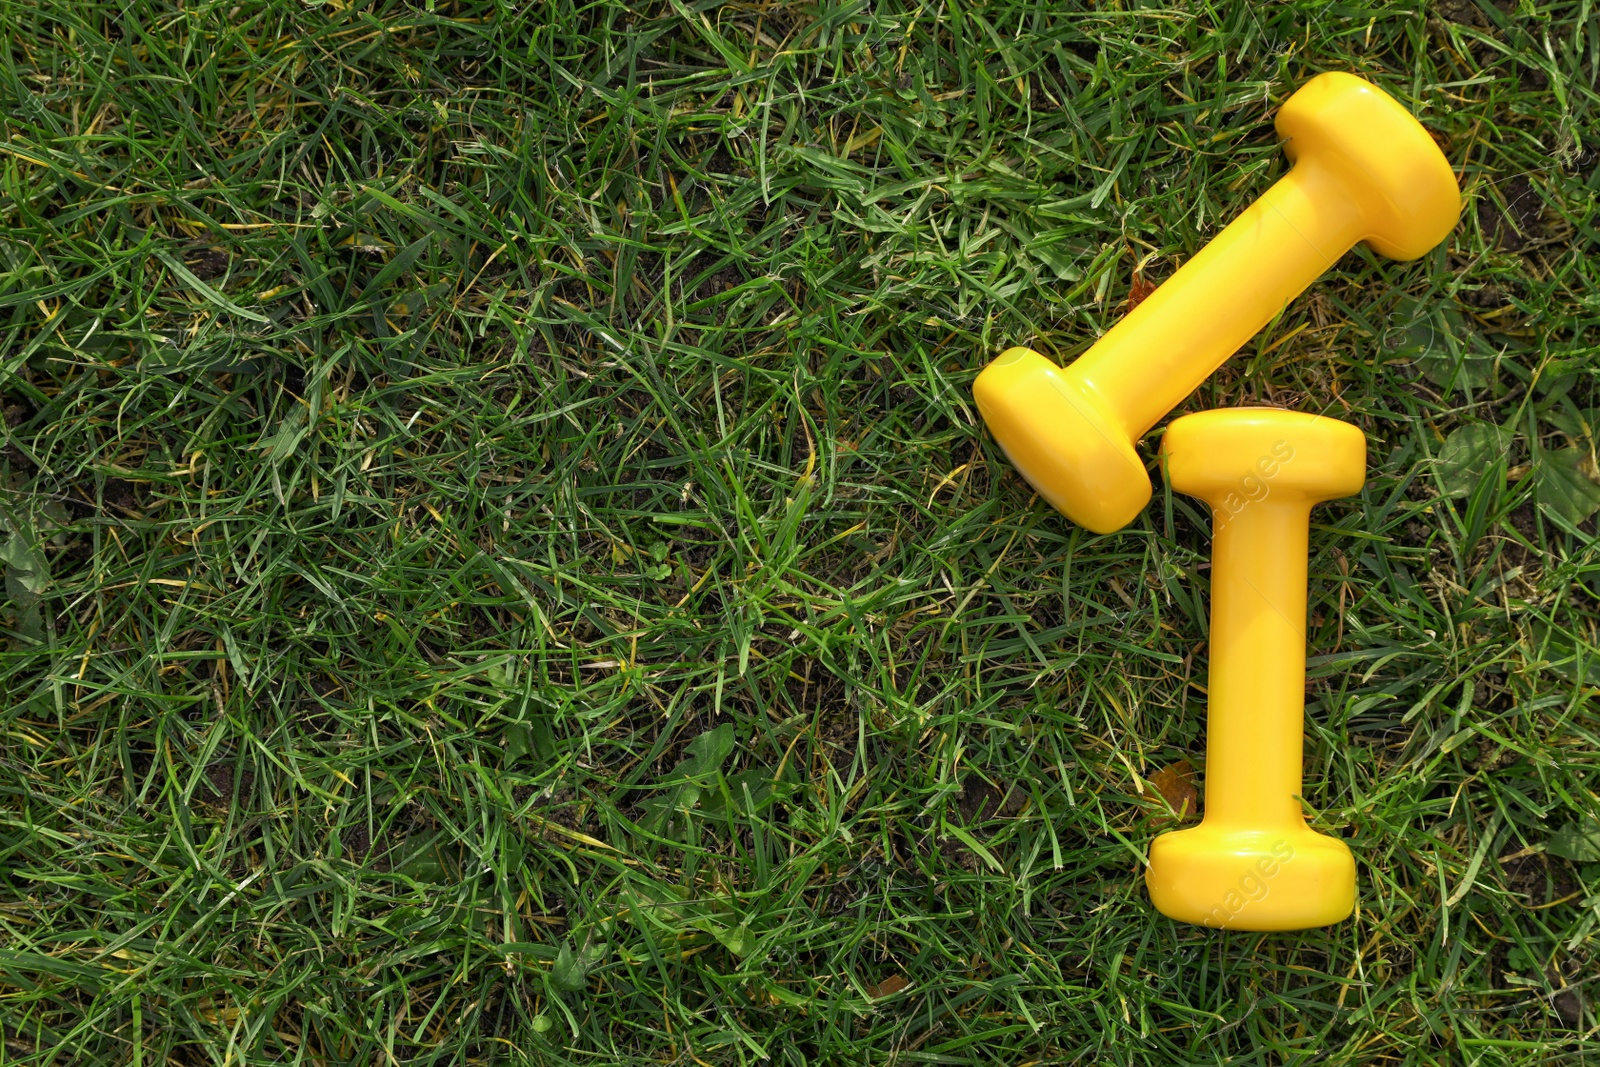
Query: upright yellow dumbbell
975 72 1458 533
1146 409 1365 930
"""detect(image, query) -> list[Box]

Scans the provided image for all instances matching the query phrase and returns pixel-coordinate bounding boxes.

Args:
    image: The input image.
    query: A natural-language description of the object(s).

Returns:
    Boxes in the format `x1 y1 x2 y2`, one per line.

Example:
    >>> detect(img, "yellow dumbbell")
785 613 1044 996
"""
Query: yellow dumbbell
974 72 1458 533
1146 408 1364 930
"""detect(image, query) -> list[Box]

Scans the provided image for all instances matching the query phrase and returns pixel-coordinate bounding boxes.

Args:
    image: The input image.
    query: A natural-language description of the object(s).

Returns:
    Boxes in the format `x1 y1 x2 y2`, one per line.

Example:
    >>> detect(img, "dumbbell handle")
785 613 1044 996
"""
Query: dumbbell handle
1204 499 1315 828
1079 163 1364 440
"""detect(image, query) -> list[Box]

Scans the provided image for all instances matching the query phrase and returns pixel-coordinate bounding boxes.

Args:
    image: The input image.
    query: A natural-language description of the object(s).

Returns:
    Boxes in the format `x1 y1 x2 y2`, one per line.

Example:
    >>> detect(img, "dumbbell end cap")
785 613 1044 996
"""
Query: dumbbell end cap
1277 71 1461 261
1162 408 1366 506
1147 824 1356 931
975 347 1150 533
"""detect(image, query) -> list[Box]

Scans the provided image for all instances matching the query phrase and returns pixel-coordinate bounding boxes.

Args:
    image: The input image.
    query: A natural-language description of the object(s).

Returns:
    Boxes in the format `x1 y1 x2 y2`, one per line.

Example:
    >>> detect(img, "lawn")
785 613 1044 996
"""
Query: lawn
1 0 1598 1062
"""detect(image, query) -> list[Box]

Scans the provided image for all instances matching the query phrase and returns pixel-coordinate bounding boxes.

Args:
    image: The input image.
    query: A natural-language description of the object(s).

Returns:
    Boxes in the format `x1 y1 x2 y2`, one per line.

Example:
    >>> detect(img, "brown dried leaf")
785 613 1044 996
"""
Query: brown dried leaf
1126 271 1157 312
867 974 909 999
1144 760 1199 821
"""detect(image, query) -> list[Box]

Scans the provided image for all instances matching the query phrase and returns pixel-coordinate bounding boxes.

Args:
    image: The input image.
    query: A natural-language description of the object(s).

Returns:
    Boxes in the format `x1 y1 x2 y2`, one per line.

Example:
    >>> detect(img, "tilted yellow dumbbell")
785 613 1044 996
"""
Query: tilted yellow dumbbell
974 72 1458 533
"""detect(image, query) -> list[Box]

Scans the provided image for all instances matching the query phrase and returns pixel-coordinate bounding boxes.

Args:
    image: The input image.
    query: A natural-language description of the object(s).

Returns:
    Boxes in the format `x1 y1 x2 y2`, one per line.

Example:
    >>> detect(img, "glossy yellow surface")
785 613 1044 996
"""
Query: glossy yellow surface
973 71 1458 533
1146 409 1366 930
970 347 1149 533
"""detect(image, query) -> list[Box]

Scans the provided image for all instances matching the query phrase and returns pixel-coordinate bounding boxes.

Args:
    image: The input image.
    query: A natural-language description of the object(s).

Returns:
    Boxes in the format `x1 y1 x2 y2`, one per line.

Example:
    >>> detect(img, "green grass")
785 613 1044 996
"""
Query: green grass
0 0 1597 1062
